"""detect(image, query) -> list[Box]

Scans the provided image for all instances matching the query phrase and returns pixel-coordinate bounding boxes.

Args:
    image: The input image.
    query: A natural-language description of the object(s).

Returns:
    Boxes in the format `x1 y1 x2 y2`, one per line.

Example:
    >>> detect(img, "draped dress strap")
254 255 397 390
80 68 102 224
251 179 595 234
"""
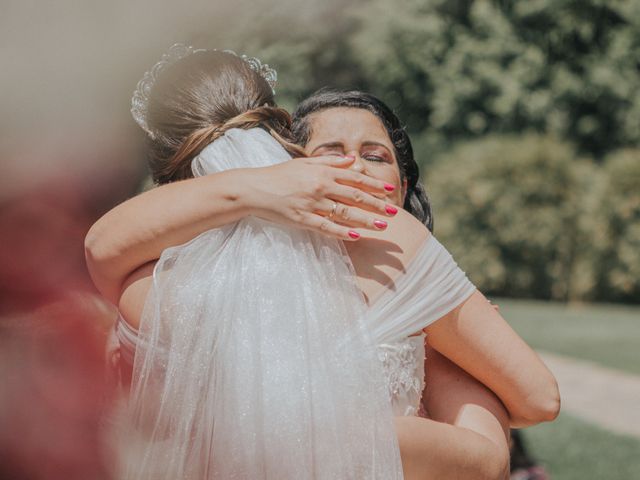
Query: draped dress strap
366 234 477 345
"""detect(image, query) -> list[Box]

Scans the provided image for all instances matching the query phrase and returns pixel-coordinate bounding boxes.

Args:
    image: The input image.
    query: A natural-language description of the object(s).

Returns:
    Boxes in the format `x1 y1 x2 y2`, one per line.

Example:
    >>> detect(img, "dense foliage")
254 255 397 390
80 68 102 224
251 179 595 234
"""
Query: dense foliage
595 150 640 301
426 135 586 300
426 136 639 301
227 0 640 160
209 0 640 301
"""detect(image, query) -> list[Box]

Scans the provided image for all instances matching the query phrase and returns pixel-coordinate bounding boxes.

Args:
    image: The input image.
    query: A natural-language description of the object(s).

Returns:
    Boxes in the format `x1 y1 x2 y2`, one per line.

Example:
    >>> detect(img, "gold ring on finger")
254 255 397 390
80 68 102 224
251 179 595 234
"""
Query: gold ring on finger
328 202 338 220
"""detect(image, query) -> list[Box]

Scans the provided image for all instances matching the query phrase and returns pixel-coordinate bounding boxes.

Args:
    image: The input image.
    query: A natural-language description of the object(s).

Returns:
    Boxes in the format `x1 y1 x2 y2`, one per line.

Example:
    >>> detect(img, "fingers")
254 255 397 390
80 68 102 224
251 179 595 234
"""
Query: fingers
328 184 396 216
301 212 362 241
332 168 395 195
314 199 389 231
304 155 355 167
488 299 500 312
305 156 396 195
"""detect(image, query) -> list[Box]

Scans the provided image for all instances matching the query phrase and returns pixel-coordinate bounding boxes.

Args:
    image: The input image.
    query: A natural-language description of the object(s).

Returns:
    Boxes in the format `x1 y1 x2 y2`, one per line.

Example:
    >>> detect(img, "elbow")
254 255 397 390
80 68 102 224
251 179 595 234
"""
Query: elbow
84 227 112 281
538 378 561 421
84 222 108 266
514 376 561 426
84 224 122 304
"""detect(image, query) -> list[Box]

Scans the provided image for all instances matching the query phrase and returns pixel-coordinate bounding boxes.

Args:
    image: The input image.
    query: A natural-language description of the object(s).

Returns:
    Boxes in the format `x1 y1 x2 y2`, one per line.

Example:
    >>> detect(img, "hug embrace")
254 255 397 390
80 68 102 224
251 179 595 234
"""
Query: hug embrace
85 45 560 479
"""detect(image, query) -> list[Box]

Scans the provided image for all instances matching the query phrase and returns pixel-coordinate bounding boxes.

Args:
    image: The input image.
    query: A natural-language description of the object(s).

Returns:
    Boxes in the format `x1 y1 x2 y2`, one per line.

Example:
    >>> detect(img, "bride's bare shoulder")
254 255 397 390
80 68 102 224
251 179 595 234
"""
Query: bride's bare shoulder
345 208 431 303
356 207 430 252
384 207 431 246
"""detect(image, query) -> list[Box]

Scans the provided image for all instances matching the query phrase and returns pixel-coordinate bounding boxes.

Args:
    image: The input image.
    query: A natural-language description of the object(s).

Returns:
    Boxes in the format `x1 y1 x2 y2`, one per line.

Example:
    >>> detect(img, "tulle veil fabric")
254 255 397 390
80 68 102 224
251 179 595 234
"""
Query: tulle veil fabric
120 128 404 479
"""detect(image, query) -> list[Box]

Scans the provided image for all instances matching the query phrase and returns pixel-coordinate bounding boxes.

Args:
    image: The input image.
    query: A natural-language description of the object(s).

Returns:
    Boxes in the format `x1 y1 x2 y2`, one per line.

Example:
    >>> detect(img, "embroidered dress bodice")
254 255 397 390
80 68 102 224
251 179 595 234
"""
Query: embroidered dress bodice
378 335 426 416
365 232 476 416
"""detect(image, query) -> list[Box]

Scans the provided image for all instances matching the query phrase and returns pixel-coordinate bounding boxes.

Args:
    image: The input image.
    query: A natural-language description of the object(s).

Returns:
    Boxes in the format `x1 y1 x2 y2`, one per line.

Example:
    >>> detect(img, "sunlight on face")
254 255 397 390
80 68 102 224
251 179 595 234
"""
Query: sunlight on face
304 107 407 206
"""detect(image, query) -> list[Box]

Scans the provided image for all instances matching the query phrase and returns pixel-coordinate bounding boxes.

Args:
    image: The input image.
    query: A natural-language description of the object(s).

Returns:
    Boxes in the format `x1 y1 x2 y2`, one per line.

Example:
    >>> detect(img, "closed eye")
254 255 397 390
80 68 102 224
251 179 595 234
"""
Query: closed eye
363 154 386 163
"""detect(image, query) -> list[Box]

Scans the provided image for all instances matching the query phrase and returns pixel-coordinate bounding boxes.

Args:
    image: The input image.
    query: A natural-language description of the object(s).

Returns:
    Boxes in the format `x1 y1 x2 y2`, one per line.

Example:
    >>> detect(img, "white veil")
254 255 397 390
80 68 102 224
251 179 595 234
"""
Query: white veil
121 128 403 479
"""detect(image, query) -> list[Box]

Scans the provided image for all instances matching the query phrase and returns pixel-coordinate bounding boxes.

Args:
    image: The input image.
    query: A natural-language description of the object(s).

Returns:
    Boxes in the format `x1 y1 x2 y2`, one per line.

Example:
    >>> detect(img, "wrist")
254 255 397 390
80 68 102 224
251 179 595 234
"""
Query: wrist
227 167 262 219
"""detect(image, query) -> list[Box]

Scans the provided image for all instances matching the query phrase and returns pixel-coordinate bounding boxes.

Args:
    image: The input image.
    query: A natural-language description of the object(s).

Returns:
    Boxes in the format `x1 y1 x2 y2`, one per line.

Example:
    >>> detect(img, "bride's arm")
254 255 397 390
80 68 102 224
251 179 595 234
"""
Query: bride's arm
354 212 559 428
425 291 560 428
85 155 396 304
420 301 558 432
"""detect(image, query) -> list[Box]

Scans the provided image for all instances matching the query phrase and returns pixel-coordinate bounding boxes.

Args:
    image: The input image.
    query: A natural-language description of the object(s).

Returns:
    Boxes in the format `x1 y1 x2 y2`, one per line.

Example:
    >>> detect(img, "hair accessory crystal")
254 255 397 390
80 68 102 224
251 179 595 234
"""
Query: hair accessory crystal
131 43 278 139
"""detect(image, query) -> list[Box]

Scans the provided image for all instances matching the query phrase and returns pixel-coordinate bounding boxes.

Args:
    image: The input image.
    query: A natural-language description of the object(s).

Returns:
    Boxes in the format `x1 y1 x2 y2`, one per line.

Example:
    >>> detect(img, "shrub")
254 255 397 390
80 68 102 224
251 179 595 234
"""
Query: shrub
425 134 595 300
594 149 640 301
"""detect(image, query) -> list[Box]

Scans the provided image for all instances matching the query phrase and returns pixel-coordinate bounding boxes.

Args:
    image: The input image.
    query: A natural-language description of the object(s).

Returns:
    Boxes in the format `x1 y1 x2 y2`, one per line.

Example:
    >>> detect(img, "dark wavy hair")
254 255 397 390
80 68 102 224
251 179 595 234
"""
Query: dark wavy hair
291 89 433 232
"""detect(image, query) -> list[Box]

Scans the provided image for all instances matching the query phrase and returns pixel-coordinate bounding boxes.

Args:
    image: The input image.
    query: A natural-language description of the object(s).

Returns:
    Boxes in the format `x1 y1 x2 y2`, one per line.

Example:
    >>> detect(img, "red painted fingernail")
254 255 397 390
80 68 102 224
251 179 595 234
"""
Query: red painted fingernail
385 205 398 215
348 230 360 239
374 220 387 229
384 183 396 192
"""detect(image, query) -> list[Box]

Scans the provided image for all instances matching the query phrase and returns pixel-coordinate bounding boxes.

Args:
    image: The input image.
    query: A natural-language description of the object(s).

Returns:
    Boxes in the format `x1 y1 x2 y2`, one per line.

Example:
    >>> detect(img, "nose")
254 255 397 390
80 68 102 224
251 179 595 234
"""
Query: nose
348 152 366 173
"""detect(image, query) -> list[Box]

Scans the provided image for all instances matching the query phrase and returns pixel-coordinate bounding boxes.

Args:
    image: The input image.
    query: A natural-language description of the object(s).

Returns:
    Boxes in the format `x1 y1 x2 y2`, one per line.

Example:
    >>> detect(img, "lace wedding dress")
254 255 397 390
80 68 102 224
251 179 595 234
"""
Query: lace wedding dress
371 234 476 417
115 128 475 479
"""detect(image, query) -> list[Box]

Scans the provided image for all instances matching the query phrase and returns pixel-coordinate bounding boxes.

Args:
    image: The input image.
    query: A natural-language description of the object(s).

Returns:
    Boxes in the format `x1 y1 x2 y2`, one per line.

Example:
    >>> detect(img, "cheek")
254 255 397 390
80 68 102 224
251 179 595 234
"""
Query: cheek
371 166 403 205
373 164 401 186
390 190 404 207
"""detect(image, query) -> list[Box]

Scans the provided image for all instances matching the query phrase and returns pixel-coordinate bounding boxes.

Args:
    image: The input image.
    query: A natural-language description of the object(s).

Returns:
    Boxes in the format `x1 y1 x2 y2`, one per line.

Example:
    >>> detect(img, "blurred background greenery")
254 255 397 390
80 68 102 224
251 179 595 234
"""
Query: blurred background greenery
221 0 640 304
3 1 639 306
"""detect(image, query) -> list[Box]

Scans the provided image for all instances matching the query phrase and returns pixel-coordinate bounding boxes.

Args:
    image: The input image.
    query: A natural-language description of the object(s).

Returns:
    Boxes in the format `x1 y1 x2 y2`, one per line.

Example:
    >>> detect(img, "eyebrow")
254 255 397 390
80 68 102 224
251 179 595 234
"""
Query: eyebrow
311 141 393 155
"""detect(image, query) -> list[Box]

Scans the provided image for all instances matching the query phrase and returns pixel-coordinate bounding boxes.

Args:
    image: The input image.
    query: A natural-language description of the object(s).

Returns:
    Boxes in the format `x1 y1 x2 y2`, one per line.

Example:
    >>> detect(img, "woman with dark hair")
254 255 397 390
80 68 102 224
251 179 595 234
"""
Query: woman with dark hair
291 89 433 232
86 46 559 479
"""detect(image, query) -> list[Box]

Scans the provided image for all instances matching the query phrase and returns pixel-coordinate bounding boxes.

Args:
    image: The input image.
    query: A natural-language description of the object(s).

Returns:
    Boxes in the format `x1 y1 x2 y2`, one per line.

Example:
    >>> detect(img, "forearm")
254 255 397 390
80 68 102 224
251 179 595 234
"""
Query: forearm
85 168 256 303
416 345 510 479
422 344 510 446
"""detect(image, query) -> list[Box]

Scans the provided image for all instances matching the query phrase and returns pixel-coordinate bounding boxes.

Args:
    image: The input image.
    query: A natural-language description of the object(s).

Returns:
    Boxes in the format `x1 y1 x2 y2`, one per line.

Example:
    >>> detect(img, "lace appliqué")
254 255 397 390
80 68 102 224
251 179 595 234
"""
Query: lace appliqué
377 338 425 416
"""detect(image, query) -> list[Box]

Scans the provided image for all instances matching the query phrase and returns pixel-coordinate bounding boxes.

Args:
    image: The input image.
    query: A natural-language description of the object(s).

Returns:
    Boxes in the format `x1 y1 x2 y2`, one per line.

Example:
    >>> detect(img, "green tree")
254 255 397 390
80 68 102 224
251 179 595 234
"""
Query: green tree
426 134 594 300
350 0 640 160
198 0 640 161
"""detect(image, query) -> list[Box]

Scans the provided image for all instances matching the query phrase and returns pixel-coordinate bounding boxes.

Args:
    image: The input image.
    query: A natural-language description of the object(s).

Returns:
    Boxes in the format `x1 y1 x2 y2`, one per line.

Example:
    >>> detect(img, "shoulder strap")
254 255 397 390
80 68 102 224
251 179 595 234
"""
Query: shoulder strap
367 235 476 344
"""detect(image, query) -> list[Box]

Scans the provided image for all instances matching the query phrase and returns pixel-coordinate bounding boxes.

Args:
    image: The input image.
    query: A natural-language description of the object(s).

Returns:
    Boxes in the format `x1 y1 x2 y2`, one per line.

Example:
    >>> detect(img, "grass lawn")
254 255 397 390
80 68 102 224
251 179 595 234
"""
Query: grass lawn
496 299 640 478
494 298 640 375
521 412 640 480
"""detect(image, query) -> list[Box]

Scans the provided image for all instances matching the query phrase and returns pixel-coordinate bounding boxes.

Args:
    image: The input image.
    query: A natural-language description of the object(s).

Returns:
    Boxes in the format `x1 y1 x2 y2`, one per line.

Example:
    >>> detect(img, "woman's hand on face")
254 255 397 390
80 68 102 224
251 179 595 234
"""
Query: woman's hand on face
244 155 398 241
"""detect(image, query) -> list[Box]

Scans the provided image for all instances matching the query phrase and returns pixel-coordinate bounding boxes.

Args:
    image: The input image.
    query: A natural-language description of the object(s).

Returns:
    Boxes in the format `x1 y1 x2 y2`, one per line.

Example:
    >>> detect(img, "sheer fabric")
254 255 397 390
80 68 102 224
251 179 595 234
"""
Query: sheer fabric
119 128 403 480
367 234 477 345
116 233 476 424
116 128 479 478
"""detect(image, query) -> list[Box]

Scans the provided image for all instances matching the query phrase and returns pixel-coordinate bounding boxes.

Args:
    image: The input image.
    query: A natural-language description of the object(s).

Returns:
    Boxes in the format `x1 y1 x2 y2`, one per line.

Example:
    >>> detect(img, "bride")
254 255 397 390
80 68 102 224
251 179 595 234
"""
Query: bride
87 45 559 479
